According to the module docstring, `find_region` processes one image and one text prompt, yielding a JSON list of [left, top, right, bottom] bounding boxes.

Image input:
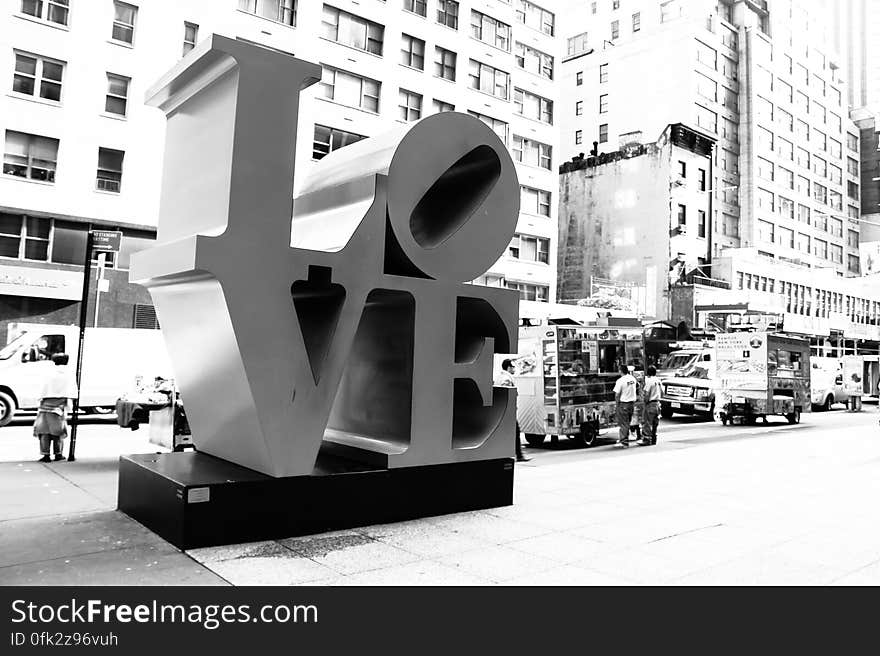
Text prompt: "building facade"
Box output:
[[558, 123, 715, 321], [559, 0, 862, 278], [0, 0, 562, 345], [688, 247, 880, 355]]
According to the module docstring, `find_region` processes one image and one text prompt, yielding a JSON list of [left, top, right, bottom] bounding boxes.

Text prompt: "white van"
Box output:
[[810, 356, 849, 411], [0, 324, 173, 426]]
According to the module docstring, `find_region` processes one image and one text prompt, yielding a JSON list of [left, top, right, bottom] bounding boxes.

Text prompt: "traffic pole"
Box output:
[[68, 232, 93, 462]]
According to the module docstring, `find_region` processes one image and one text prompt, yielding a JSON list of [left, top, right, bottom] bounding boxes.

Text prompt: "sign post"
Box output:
[[68, 230, 122, 462]]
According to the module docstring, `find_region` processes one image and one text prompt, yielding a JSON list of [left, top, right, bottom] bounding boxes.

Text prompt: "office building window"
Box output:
[[575, 130, 582, 145], [779, 226, 794, 248], [698, 168, 707, 191], [238, 0, 296, 25], [398, 89, 422, 121], [516, 0, 555, 36], [506, 281, 549, 302], [599, 94, 608, 113], [312, 124, 366, 160], [697, 41, 717, 70], [567, 32, 588, 57], [320, 66, 380, 113], [599, 123, 608, 143], [321, 6, 384, 55], [848, 255, 860, 274], [848, 181, 859, 200], [20, 0, 69, 25], [433, 99, 455, 113], [111, 1, 138, 44], [436, 0, 458, 29], [12, 52, 64, 102], [96, 147, 124, 193], [576, 71, 583, 86], [434, 47, 456, 80], [104, 73, 130, 116], [468, 60, 509, 99], [515, 42, 553, 79], [400, 34, 425, 70], [521, 186, 551, 217], [698, 210, 706, 238], [508, 234, 550, 263], [403, 0, 426, 17], [468, 111, 508, 144], [632, 12, 640, 31], [610, 20, 619, 39], [512, 135, 551, 169], [575, 100, 583, 116], [848, 229, 859, 249], [182, 22, 198, 55], [677, 204, 686, 226], [600, 63, 608, 83], [847, 157, 859, 177], [758, 220, 775, 243], [0, 213, 51, 261], [514, 88, 553, 124], [3, 130, 58, 183], [471, 10, 511, 51]]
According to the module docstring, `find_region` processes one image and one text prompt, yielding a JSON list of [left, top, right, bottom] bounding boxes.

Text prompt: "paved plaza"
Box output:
[[1, 408, 880, 585]]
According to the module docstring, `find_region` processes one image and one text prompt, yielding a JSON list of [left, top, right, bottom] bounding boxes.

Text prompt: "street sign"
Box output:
[[91, 230, 122, 252]]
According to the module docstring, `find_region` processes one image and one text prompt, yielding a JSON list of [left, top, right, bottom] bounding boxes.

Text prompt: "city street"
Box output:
[[2, 406, 880, 585]]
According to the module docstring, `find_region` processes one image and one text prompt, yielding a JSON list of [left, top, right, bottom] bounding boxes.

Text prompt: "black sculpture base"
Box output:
[[118, 450, 514, 550]]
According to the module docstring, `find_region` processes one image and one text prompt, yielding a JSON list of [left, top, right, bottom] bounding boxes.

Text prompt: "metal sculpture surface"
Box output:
[[131, 36, 519, 477]]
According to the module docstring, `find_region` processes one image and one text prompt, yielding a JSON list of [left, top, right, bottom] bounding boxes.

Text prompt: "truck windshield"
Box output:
[[0, 333, 31, 361], [660, 353, 697, 371], [680, 364, 711, 380]]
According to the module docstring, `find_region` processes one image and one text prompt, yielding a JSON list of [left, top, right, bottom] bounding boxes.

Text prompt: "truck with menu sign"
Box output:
[[508, 323, 645, 447], [715, 332, 811, 425]]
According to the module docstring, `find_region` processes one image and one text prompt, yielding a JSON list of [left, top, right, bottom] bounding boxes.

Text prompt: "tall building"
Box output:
[[559, 0, 862, 280], [826, 0, 880, 113], [0, 0, 562, 345], [558, 123, 715, 320], [825, 0, 880, 243]]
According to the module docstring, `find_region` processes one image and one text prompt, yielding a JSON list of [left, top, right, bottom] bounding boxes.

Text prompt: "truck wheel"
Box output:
[[0, 392, 16, 427], [786, 409, 801, 425], [823, 395, 834, 412], [578, 422, 598, 448], [524, 433, 546, 447], [660, 404, 674, 419]]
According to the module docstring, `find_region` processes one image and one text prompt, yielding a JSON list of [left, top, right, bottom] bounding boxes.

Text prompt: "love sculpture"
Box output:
[[128, 35, 520, 486]]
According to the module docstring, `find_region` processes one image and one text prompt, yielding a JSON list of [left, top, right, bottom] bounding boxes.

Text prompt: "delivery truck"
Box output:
[[715, 332, 811, 426], [0, 324, 173, 426]]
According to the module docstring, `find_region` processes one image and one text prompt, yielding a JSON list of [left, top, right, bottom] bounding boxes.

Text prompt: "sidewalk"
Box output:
[[2, 410, 880, 585], [0, 424, 227, 586]]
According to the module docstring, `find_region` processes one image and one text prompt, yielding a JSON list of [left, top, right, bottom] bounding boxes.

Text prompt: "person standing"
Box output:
[[613, 364, 637, 448], [33, 353, 78, 463], [495, 358, 529, 462], [640, 365, 662, 446]]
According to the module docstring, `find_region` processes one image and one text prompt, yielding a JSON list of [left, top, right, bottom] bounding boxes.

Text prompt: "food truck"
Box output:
[[509, 323, 645, 447], [715, 332, 811, 425]]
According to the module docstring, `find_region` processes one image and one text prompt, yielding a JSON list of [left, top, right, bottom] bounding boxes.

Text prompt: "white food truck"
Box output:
[[0, 324, 173, 426]]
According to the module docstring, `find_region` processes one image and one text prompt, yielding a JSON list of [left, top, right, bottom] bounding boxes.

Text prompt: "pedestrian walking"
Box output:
[[640, 365, 662, 446], [614, 364, 637, 447], [495, 358, 529, 462], [33, 353, 78, 463]]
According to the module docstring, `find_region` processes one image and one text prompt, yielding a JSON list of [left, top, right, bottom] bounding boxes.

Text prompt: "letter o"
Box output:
[[386, 112, 519, 282]]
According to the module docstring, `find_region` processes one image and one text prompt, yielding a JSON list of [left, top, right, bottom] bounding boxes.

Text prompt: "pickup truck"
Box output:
[[660, 362, 715, 419]]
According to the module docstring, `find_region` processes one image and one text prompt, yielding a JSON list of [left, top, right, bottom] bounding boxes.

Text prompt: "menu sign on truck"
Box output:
[[715, 332, 768, 395]]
